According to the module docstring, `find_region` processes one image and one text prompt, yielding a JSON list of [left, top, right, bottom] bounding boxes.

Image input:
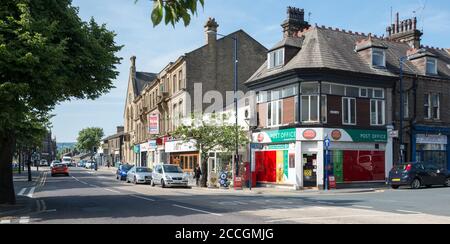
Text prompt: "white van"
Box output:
[[62, 156, 72, 166], [151, 164, 189, 188]]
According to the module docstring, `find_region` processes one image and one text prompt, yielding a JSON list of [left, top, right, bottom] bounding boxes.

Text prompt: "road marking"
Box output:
[[18, 188, 27, 196], [0, 220, 11, 224], [104, 188, 121, 194], [89, 184, 100, 188], [19, 217, 30, 224], [396, 210, 423, 214], [43, 209, 57, 213], [265, 214, 406, 223], [172, 204, 223, 217], [233, 201, 248, 205], [27, 187, 35, 198], [352, 205, 374, 209], [132, 195, 155, 202]]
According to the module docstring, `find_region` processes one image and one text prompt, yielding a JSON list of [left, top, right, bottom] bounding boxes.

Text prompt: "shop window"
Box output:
[[345, 87, 359, 97], [301, 82, 319, 95]]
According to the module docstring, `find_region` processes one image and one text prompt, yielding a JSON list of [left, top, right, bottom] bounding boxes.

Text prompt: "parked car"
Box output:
[[151, 164, 189, 188], [50, 160, 61, 169], [389, 162, 450, 189], [40, 159, 49, 166], [116, 164, 133, 181], [51, 163, 69, 177], [126, 167, 152, 184], [78, 160, 86, 168]]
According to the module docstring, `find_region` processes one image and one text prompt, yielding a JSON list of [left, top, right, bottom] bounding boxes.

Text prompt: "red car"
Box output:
[[51, 163, 69, 177]]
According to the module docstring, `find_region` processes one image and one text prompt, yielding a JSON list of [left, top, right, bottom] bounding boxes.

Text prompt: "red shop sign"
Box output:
[[331, 130, 342, 141], [303, 129, 317, 140]]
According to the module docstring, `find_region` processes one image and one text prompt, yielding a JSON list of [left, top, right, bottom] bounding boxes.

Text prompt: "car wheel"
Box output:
[[161, 179, 166, 188], [391, 185, 399, 189], [411, 178, 421, 189], [66, 173, 69, 177], [134, 177, 137, 185], [445, 178, 450, 187]]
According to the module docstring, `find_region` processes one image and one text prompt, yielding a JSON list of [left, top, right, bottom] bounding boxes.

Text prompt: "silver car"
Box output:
[[151, 164, 189, 188], [126, 166, 153, 184]]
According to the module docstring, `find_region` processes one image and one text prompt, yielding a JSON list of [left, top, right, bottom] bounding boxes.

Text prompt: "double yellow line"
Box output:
[[37, 171, 47, 188]]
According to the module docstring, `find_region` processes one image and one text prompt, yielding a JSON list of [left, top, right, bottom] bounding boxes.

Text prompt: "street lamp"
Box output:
[[217, 33, 239, 181]]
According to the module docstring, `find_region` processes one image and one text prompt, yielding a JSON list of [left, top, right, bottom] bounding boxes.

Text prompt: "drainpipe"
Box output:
[[411, 75, 418, 162]]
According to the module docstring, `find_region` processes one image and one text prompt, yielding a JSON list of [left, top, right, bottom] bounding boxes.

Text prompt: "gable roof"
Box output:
[[247, 27, 450, 84], [134, 72, 157, 97]]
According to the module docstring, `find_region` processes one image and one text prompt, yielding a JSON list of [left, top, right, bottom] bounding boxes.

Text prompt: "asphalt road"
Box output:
[[3, 167, 450, 224]]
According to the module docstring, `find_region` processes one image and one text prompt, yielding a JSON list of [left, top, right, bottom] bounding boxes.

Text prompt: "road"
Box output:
[[3, 167, 450, 224]]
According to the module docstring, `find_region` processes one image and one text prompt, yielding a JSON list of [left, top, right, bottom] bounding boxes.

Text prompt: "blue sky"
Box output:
[[51, 0, 450, 142]]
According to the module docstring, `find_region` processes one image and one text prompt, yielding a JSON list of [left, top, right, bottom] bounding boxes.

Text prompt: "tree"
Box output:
[[136, 0, 204, 27], [172, 114, 249, 187], [0, 0, 122, 204], [76, 127, 104, 153]]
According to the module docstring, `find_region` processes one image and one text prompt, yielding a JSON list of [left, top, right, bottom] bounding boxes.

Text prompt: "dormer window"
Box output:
[[426, 58, 437, 75], [372, 49, 386, 67], [268, 48, 285, 69]]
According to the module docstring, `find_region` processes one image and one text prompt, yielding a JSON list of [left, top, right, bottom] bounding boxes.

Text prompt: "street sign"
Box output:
[[324, 138, 331, 149], [389, 130, 399, 138]]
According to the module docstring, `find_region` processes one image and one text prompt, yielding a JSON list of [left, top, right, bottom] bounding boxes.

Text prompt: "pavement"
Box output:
[[2, 166, 450, 224]]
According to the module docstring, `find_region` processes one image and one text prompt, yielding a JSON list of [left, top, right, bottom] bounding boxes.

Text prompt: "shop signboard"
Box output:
[[148, 114, 159, 135], [325, 129, 387, 143], [253, 128, 296, 143], [165, 140, 198, 153], [416, 134, 448, 145]]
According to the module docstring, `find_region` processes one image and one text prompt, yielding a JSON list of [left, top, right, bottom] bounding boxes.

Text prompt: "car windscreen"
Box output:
[[122, 165, 132, 171], [136, 168, 151, 173], [163, 165, 183, 173]]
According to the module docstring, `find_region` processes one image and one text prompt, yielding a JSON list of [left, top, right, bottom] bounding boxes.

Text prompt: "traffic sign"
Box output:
[[324, 138, 331, 149]]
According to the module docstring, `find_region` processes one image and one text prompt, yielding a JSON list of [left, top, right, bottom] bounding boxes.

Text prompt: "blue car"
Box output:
[[116, 164, 132, 181]]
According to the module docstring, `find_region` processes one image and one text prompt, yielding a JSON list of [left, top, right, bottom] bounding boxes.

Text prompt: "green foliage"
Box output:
[[136, 0, 204, 27], [76, 127, 104, 153], [0, 0, 122, 136]]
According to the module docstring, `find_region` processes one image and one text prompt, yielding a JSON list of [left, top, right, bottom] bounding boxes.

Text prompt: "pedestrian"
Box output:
[[194, 165, 202, 187], [107, 161, 110, 169]]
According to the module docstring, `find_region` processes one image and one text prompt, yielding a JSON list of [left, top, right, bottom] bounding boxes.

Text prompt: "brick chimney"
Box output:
[[281, 7, 310, 38], [204, 17, 219, 45], [117, 126, 124, 133], [386, 13, 422, 49]]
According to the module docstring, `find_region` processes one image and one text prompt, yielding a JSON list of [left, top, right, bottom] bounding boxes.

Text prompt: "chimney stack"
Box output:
[[281, 6, 310, 38], [204, 17, 219, 45], [387, 13, 422, 49]]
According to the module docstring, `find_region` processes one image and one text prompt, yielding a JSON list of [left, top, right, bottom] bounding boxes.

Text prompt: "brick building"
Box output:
[[246, 7, 450, 189]]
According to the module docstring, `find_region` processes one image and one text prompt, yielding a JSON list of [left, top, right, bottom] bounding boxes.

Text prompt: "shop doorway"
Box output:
[[303, 153, 317, 187]]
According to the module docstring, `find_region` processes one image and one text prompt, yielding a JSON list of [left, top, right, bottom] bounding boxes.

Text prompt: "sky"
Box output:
[[51, 0, 450, 142]]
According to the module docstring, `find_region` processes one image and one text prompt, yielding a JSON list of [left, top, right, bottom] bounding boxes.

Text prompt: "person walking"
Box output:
[[194, 165, 202, 187]]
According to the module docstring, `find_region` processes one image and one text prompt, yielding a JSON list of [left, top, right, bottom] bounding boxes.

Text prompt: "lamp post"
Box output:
[[217, 33, 239, 181]]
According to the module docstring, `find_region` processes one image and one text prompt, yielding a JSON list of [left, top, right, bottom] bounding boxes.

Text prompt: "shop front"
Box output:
[[252, 127, 392, 189], [252, 128, 297, 186], [412, 126, 450, 171], [165, 139, 199, 173]]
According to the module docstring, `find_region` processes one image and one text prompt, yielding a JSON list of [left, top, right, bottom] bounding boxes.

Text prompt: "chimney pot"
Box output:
[[204, 17, 219, 45], [281, 6, 310, 37]]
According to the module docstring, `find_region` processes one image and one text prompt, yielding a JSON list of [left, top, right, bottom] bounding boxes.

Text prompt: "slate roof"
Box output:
[[133, 72, 157, 97], [247, 27, 450, 84]]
